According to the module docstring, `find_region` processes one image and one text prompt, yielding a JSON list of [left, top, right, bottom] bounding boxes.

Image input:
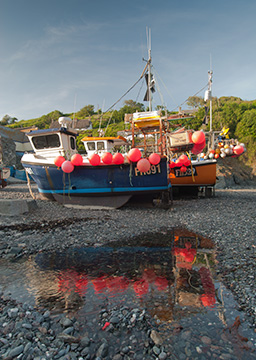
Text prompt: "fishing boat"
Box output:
[[169, 159, 217, 187], [21, 115, 170, 208]]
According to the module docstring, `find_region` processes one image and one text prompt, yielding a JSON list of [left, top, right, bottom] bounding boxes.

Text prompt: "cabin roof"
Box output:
[[50, 118, 92, 130], [81, 136, 127, 143], [26, 127, 78, 137]]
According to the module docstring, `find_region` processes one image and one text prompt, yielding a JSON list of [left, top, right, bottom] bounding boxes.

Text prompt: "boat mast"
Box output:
[[205, 67, 213, 149], [147, 27, 152, 111], [208, 69, 213, 133]]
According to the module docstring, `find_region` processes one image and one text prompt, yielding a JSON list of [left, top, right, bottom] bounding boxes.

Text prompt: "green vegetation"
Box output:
[[185, 96, 256, 164], [1, 97, 255, 165]]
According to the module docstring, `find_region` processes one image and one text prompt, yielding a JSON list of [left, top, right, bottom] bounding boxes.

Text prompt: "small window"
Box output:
[[87, 142, 96, 150], [70, 137, 76, 150], [97, 141, 105, 151], [32, 134, 60, 149]]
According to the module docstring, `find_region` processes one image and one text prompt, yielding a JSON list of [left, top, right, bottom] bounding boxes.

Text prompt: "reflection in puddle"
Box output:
[[0, 229, 218, 317], [0, 228, 255, 358]]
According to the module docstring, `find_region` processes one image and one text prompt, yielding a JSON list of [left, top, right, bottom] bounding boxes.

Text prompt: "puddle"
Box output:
[[0, 228, 255, 358]]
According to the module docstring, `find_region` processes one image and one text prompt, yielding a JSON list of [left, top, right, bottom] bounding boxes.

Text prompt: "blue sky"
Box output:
[[1, 0, 256, 121]]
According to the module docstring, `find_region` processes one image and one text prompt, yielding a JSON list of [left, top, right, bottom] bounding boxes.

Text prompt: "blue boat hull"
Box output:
[[22, 159, 171, 208]]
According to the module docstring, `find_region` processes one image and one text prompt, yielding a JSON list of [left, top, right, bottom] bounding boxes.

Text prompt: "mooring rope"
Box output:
[[25, 169, 36, 200]]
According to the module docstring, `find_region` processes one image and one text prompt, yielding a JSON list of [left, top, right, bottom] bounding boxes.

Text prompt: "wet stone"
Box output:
[[110, 316, 120, 324], [158, 352, 168, 360], [185, 346, 192, 357], [113, 354, 122, 360], [8, 344, 24, 358], [201, 335, 212, 345], [60, 317, 73, 328], [80, 336, 90, 347], [96, 342, 108, 358], [153, 345, 161, 355], [81, 346, 90, 356], [150, 329, 163, 345], [62, 326, 74, 335]]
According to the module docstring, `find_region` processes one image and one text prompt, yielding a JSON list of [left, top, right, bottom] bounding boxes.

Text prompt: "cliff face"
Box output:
[[216, 157, 256, 189]]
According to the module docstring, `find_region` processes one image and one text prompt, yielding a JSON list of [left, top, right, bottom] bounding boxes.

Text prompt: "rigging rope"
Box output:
[[152, 66, 179, 109], [135, 78, 145, 103], [102, 62, 149, 134], [153, 69, 166, 110], [152, 64, 208, 113], [103, 75, 145, 114], [170, 83, 209, 113]]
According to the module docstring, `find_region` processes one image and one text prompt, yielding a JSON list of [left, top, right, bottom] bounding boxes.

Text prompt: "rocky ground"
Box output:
[[0, 160, 256, 359]]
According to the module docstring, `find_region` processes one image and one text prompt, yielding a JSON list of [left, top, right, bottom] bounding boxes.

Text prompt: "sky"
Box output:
[[1, 0, 256, 121]]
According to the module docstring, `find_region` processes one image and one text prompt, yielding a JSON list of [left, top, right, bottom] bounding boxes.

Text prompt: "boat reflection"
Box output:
[[26, 229, 216, 321]]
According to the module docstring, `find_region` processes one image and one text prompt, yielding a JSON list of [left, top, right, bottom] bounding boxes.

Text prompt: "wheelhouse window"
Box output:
[[70, 137, 76, 150], [97, 141, 105, 151], [87, 142, 96, 150], [32, 134, 60, 149]]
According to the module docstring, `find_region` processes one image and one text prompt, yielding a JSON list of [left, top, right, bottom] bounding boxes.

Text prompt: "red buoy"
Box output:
[[71, 154, 83, 166], [137, 158, 151, 172], [89, 154, 101, 166], [192, 140, 206, 155], [54, 156, 66, 167], [101, 152, 113, 164], [174, 159, 183, 167], [233, 145, 244, 155], [61, 160, 74, 173], [169, 161, 176, 169], [148, 153, 161, 165], [180, 166, 187, 173], [112, 153, 124, 165], [127, 148, 141, 162], [178, 154, 191, 166], [192, 131, 205, 144]]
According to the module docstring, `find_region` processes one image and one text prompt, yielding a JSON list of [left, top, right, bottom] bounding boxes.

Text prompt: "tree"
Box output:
[[75, 105, 95, 118], [235, 109, 256, 140], [0, 114, 17, 125], [119, 100, 145, 115], [186, 96, 204, 109]]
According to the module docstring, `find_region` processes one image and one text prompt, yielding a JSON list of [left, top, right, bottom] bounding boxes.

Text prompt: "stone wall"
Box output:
[[0, 135, 16, 167]]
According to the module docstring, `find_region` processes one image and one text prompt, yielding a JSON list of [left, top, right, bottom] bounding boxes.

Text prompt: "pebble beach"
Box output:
[[0, 181, 256, 359]]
